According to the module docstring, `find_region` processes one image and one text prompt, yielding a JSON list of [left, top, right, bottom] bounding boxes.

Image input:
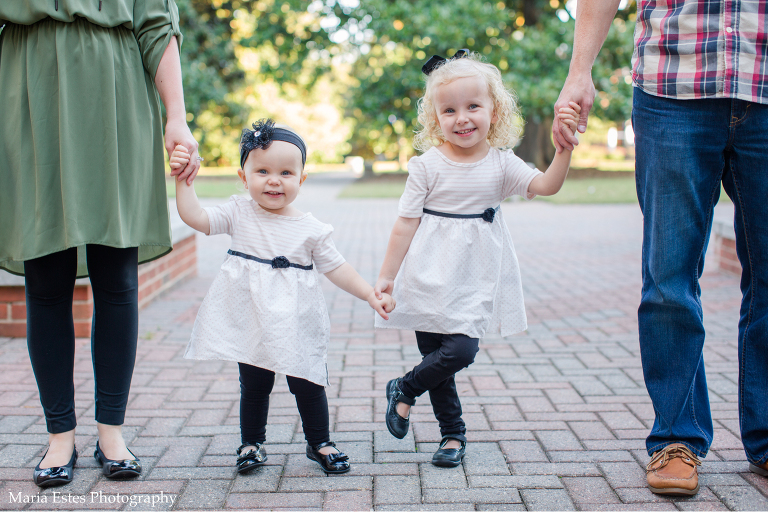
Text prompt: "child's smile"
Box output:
[[434, 75, 498, 161], [238, 141, 306, 216], [455, 127, 477, 137]]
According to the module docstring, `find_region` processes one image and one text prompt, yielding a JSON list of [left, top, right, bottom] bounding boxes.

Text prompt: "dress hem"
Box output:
[[183, 352, 329, 388], [374, 321, 527, 339], [0, 242, 172, 278]]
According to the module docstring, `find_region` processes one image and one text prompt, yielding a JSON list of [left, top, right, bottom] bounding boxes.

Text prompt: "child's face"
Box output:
[[434, 75, 498, 154], [238, 141, 306, 215]]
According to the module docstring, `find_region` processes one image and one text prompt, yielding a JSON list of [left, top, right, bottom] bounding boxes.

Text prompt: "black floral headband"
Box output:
[[421, 49, 470, 75], [240, 118, 307, 169]]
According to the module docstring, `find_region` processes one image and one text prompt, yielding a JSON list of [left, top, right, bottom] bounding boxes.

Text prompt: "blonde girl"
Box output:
[[374, 51, 580, 467], [171, 120, 395, 475]]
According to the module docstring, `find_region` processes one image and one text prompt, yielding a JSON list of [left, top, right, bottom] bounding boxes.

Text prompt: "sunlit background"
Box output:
[[172, 0, 640, 203]]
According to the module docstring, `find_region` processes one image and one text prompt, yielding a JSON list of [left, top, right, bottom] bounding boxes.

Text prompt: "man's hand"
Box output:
[[553, 73, 595, 152]]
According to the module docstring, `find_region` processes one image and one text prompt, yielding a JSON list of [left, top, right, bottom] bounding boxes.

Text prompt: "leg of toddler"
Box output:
[[238, 363, 275, 444], [399, 332, 479, 441], [286, 376, 330, 447]]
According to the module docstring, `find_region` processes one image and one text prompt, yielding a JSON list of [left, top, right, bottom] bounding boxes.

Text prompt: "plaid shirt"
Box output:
[[631, 0, 768, 104]]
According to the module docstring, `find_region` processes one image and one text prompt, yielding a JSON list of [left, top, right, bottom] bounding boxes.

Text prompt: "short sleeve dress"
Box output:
[[0, 0, 183, 277], [374, 147, 542, 339], [184, 196, 346, 387]]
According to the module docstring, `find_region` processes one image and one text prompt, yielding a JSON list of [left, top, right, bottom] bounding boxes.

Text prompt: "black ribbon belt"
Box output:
[[422, 206, 500, 223], [228, 249, 313, 270]]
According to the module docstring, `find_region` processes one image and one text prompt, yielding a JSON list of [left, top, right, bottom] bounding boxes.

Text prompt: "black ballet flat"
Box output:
[[385, 378, 415, 439], [306, 441, 351, 474], [236, 443, 268, 474], [33, 447, 77, 488], [94, 442, 141, 479], [432, 437, 466, 468]]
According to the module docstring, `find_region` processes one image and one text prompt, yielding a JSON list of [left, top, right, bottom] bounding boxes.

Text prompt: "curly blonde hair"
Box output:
[[413, 53, 523, 153]]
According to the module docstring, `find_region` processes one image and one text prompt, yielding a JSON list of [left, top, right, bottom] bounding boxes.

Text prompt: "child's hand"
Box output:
[[373, 277, 395, 299], [169, 144, 191, 173], [367, 290, 396, 320], [557, 102, 582, 140]]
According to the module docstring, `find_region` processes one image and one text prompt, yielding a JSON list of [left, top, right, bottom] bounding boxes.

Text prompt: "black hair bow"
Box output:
[[240, 119, 276, 162], [421, 49, 470, 75]]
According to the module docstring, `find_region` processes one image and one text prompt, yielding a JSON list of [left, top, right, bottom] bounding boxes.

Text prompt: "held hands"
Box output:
[[556, 102, 582, 144], [552, 73, 596, 152], [165, 118, 201, 185], [169, 144, 190, 173], [373, 277, 395, 300], [367, 290, 396, 320]]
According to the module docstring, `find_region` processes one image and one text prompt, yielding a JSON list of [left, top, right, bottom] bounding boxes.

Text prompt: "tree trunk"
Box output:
[[522, 0, 542, 25], [363, 160, 375, 179], [515, 117, 556, 171]]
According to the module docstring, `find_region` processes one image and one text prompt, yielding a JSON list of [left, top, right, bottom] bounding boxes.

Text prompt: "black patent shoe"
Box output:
[[306, 441, 351, 474], [385, 378, 415, 439], [432, 437, 466, 468], [236, 443, 268, 474], [33, 447, 77, 487], [94, 442, 141, 479]]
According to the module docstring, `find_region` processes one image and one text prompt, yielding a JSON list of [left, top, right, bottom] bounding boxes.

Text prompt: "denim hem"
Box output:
[[646, 440, 707, 459], [747, 450, 768, 465]]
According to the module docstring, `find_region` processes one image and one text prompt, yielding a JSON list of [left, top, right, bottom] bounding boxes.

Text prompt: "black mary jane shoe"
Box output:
[[385, 378, 415, 440], [94, 442, 141, 479], [236, 443, 268, 474], [306, 441, 351, 474], [431, 437, 466, 468], [33, 447, 78, 488]]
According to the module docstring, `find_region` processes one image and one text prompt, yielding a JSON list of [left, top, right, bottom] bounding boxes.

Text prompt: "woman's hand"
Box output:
[[165, 118, 200, 185]]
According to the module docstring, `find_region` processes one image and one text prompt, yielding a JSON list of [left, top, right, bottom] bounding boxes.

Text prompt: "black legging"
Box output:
[[398, 331, 480, 443], [24, 245, 139, 433], [239, 363, 330, 447]]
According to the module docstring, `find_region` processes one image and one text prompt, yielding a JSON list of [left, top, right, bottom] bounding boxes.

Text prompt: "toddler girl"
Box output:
[[374, 51, 580, 467], [171, 120, 395, 474]]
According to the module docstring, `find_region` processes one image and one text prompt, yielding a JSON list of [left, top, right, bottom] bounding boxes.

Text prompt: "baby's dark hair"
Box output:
[[239, 119, 307, 169]]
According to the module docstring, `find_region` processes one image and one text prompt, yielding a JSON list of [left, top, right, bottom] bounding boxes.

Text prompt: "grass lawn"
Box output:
[[166, 177, 242, 198], [338, 169, 640, 204], [540, 176, 637, 204], [337, 174, 409, 199]]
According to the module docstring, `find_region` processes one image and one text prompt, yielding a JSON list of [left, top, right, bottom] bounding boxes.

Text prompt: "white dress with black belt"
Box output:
[[374, 147, 542, 339], [184, 195, 345, 387]]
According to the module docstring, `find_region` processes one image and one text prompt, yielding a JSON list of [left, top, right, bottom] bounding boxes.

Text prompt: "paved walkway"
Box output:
[[1, 173, 766, 511]]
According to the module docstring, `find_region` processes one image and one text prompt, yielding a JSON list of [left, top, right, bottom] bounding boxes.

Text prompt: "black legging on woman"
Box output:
[[24, 245, 139, 433], [238, 363, 330, 447]]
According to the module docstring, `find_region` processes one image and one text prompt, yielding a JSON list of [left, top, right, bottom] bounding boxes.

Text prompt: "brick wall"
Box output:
[[712, 218, 740, 276], [0, 231, 196, 338]]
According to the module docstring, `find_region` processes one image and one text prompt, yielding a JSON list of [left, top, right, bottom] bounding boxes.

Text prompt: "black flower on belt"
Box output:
[[271, 256, 291, 269], [482, 208, 496, 223]]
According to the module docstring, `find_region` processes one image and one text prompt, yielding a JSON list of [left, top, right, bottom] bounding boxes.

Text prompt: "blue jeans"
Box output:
[[633, 88, 768, 464]]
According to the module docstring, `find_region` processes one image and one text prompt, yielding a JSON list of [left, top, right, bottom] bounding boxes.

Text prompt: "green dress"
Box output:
[[0, 0, 182, 277]]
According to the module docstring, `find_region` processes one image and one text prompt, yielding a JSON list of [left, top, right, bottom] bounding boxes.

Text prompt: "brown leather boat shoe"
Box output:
[[646, 443, 701, 496]]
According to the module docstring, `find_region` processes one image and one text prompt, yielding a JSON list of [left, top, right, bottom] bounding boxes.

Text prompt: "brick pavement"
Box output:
[[0, 173, 765, 510]]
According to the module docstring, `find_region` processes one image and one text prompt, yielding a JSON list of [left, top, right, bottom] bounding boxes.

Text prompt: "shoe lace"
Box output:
[[646, 445, 701, 472]]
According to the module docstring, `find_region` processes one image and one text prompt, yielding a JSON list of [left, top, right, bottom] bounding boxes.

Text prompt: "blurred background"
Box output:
[[170, 0, 639, 203]]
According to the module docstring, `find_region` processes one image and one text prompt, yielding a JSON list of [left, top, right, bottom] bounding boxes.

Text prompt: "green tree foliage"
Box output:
[[186, 0, 635, 167], [341, 0, 636, 166]]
